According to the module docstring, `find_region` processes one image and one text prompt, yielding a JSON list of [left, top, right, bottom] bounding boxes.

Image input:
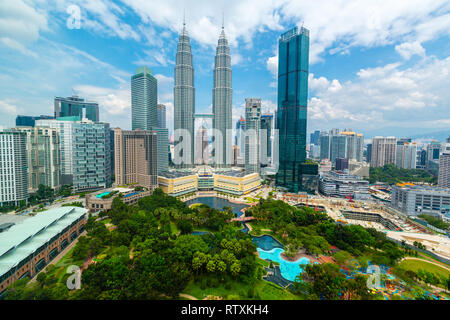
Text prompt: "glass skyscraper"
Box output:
[[275, 26, 310, 192], [174, 22, 195, 166], [131, 66, 158, 130], [54, 96, 99, 122], [212, 26, 232, 168], [245, 98, 261, 174], [157, 104, 166, 129]]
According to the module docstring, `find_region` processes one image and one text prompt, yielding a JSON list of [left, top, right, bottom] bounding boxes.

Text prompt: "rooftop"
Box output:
[[0, 206, 87, 277]]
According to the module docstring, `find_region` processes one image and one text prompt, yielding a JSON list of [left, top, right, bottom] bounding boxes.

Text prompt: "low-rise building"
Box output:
[[391, 183, 450, 217], [319, 171, 369, 200], [0, 206, 87, 294], [85, 187, 153, 213], [158, 171, 198, 197], [214, 171, 261, 196]]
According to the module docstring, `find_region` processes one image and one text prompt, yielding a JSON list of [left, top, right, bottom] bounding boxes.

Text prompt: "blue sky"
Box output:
[[0, 0, 449, 140]]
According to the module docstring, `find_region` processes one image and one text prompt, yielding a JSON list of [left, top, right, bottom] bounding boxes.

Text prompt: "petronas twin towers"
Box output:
[[174, 20, 232, 167]]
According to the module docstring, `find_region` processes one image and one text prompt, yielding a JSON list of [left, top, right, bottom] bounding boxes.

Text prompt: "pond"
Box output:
[[186, 197, 248, 217]]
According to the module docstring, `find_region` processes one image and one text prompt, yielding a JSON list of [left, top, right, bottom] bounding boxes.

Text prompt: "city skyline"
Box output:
[[0, 1, 449, 139]]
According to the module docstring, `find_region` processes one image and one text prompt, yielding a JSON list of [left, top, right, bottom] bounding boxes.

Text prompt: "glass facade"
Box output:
[[275, 27, 310, 192], [54, 96, 99, 122], [212, 27, 232, 168], [131, 66, 158, 131]]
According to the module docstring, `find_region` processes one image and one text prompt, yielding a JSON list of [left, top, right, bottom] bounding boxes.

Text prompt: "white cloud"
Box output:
[[395, 42, 426, 60], [0, 0, 48, 56], [0, 100, 22, 115], [266, 55, 278, 77], [308, 56, 450, 131]]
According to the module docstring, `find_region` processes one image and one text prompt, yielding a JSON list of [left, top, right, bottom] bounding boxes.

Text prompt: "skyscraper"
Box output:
[[13, 126, 61, 193], [36, 118, 111, 192], [438, 141, 450, 188], [330, 135, 347, 165], [212, 25, 232, 168], [174, 21, 195, 167], [310, 130, 320, 145], [260, 113, 274, 161], [235, 117, 246, 164], [54, 96, 99, 122], [0, 130, 28, 206], [157, 104, 166, 129], [275, 26, 310, 192], [114, 128, 158, 189], [245, 98, 261, 173], [131, 66, 158, 130], [396, 139, 417, 169], [319, 132, 331, 160], [194, 125, 209, 165], [370, 137, 397, 168]]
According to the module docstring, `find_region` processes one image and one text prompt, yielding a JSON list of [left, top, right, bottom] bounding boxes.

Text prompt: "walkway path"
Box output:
[[179, 293, 198, 300], [401, 257, 450, 272]]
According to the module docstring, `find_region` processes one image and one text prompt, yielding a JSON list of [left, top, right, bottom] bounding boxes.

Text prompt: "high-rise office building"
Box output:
[[174, 21, 195, 167], [396, 139, 417, 169], [330, 135, 347, 165], [335, 158, 349, 171], [16, 115, 54, 127], [310, 130, 320, 145], [114, 128, 158, 189], [370, 137, 397, 168], [157, 104, 166, 129], [152, 127, 169, 174], [54, 96, 99, 122], [438, 142, 450, 188], [131, 66, 158, 131], [275, 26, 310, 192], [195, 125, 209, 165], [260, 113, 274, 161], [36, 118, 75, 185], [36, 118, 111, 192], [13, 127, 61, 193], [0, 130, 28, 206], [319, 132, 330, 160], [212, 25, 232, 168], [235, 117, 246, 163], [245, 98, 261, 173], [366, 143, 372, 163]]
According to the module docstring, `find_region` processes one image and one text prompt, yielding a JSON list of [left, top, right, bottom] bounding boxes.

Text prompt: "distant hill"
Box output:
[[410, 130, 450, 142]]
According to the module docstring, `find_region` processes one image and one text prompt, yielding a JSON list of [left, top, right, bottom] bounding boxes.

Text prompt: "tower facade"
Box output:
[[275, 26, 310, 192], [212, 26, 232, 168], [131, 66, 158, 130], [245, 98, 261, 173], [174, 22, 195, 167]]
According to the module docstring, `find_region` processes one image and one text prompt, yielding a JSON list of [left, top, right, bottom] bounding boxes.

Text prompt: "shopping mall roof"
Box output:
[[0, 206, 87, 277]]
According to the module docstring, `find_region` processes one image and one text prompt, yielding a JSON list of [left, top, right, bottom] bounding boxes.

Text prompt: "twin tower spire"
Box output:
[[174, 16, 232, 167]]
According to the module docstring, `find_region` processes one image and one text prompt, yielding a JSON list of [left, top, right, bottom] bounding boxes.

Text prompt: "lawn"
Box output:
[[398, 259, 450, 279], [182, 277, 301, 300]]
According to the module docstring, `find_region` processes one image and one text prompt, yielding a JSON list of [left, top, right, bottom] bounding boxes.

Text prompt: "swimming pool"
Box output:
[[257, 247, 310, 282], [96, 192, 111, 198], [252, 235, 284, 251]]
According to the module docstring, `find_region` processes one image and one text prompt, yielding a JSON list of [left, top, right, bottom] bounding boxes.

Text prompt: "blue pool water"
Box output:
[[257, 247, 310, 282], [188, 196, 312, 282], [252, 235, 284, 251], [96, 192, 111, 198]]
